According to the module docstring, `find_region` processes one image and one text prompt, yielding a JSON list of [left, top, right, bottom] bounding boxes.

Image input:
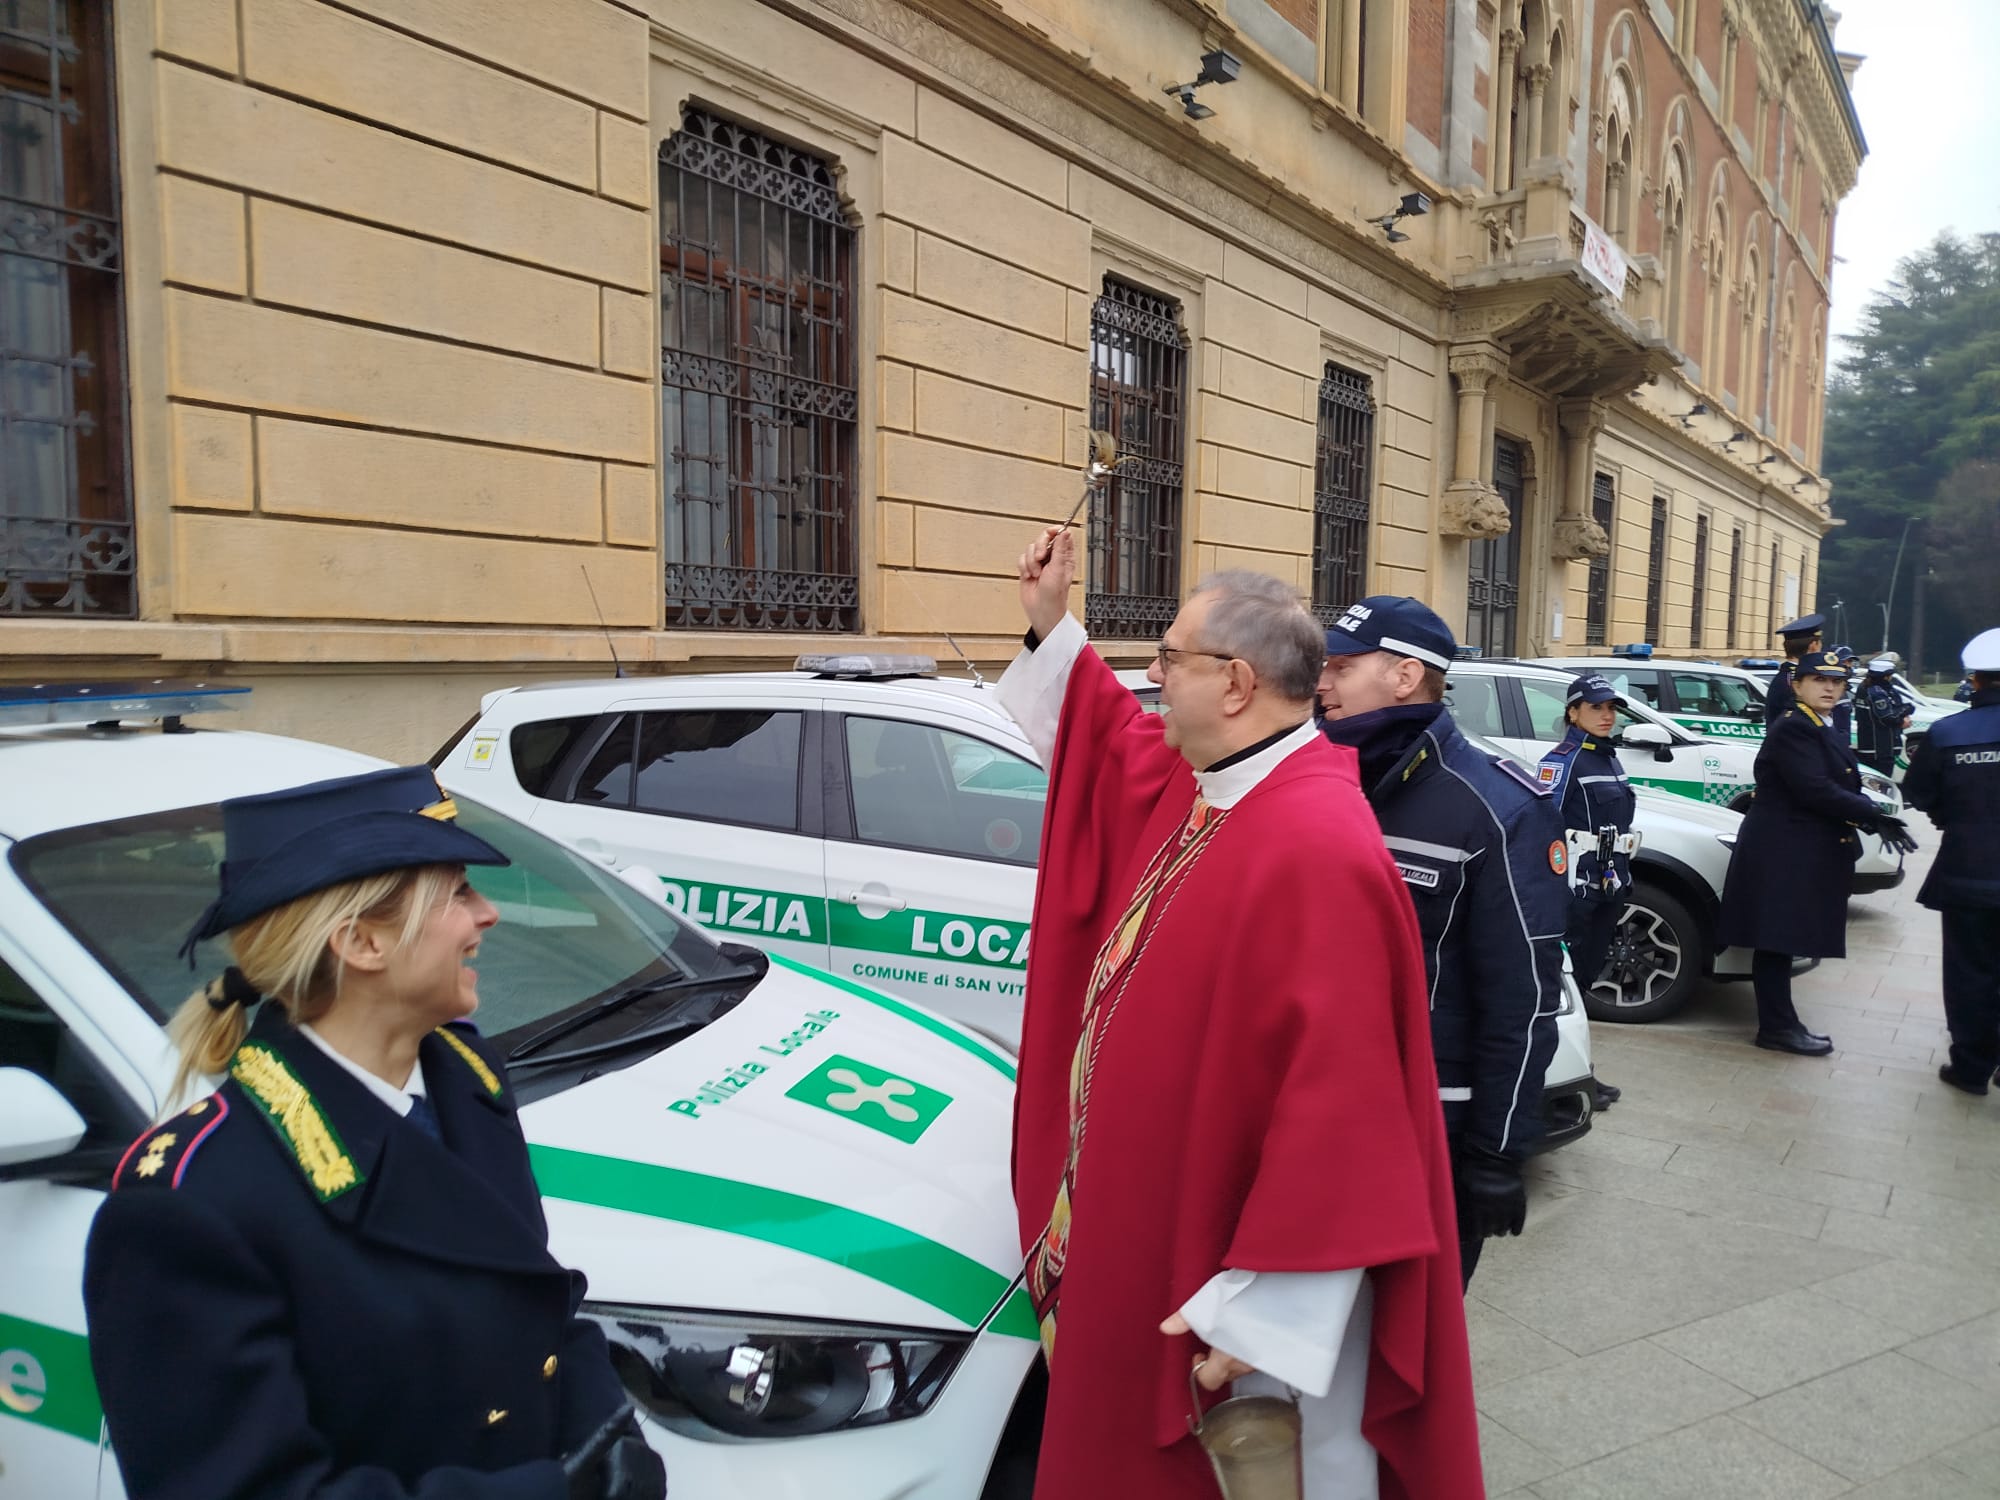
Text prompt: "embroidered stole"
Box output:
[[1025, 796, 1226, 1360]]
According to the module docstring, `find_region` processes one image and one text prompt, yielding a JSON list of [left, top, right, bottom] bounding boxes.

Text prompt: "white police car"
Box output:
[[440, 659, 1594, 1149], [0, 684, 1039, 1500]]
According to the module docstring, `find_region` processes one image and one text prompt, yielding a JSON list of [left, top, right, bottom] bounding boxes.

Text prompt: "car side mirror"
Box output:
[[613, 862, 673, 909], [1618, 723, 1673, 760], [0, 1069, 87, 1170]]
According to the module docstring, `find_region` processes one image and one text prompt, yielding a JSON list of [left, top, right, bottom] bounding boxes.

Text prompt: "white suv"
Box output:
[[438, 658, 1597, 1147]]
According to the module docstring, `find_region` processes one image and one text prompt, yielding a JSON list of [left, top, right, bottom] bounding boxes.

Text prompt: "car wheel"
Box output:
[[1582, 882, 1704, 1023], [1727, 791, 1754, 815]]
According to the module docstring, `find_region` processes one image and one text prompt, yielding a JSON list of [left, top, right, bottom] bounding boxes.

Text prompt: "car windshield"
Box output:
[[12, 793, 732, 1048]]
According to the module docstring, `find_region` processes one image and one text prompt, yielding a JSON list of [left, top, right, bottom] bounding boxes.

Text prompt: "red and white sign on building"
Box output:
[[1575, 211, 1630, 300]]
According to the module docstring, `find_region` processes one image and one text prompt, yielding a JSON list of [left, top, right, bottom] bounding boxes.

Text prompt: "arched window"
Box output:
[[1600, 68, 1637, 244], [1739, 238, 1765, 421], [1704, 200, 1730, 391], [1661, 145, 1689, 346], [1542, 27, 1568, 161]]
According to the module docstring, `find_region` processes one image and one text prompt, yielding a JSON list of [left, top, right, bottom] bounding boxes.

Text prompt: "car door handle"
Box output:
[[841, 890, 908, 911]]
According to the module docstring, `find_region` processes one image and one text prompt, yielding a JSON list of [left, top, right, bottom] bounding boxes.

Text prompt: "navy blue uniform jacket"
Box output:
[[1537, 726, 1636, 903], [84, 1008, 626, 1500], [1764, 662, 1797, 725], [1340, 706, 1566, 1159], [1717, 704, 1877, 958], [1902, 687, 2000, 910]]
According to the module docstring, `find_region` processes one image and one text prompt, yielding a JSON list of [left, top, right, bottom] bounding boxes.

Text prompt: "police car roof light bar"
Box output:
[[0, 679, 252, 732], [1612, 643, 1654, 658], [794, 654, 939, 681]]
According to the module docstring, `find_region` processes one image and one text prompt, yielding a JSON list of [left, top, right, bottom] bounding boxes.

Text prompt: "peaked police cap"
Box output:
[[181, 766, 507, 958], [1323, 595, 1457, 670]]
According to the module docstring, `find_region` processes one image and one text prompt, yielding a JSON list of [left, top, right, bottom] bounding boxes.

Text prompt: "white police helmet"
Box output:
[[1867, 655, 1897, 675], [1963, 628, 2000, 674]]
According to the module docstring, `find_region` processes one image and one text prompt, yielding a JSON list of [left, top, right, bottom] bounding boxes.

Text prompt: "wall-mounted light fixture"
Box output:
[[1163, 49, 1241, 120], [1369, 191, 1432, 243], [1678, 401, 1710, 428], [1721, 428, 1749, 449]]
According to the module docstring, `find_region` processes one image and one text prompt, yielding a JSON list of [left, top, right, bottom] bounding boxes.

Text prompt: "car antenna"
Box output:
[[580, 565, 626, 678], [913, 590, 986, 687]]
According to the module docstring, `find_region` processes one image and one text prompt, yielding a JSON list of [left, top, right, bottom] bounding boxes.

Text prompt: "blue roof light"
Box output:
[[1612, 643, 1654, 659], [0, 679, 251, 729]]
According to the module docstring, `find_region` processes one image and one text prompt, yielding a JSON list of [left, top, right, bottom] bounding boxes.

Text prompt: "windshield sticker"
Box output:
[[786, 1055, 953, 1144], [465, 734, 500, 769], [0, 1313, 101, 1443], [666, 1009, 840, 1120]]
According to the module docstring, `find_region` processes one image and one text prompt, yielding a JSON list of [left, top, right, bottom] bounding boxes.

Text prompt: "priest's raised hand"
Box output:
[[993, 538, 1483, 1500]]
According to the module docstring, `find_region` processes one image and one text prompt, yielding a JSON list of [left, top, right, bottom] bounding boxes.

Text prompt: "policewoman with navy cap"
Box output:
[[82, 767, 666, 1500], [1538, 674, 1638, 1110], [1718, 653, 1917, 1055]]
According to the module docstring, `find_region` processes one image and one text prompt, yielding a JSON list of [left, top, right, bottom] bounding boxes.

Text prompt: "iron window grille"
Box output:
[[1466, 438, 1524, 657], [1644, 494, 1668, 644], [1584, 471, 1615, 647], [1310, 363, 1373, 624], [1726, 527, 1743, 649], [658, 110, 858, 632], [1, 0, 131, 618], [1690, 512, 1709, 649], [1086, 277, 1188, 638]]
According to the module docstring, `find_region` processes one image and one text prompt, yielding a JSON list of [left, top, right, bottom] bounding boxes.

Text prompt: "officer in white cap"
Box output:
[[1903, 628, 2000, 1094], [1855, 655, 1915, 775]]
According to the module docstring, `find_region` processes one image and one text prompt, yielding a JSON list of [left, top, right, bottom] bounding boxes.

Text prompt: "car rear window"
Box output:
[[511, 715, 598, 798]]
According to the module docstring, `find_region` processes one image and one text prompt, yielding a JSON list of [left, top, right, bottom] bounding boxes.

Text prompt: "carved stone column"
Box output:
[[1552, 397, 1611, 560], [1443, 346, 1513, 538], [1522, 63, 1551, 162], [1491, 27, 1523, 189], [1338, 0, 1362, 106]]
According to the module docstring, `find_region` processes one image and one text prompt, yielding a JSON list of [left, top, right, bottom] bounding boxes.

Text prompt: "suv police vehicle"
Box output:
[[0, 684, 1041, 1500], [437, 657, 1595, 1146]]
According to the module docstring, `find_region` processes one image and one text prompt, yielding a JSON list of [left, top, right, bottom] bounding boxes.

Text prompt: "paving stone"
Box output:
[[1466, 1296, 1577, 1388], [1475, 1340, 1750, 1469], [1531, 1414, 1850, 1500], [1478, 1412, 1563, 1495], [1811, 1258, 2000, 1338], [1652, 1287, 1907, 1395], [1837, 1459, 2000, 1499], [1734, 1352, 1996, 1481], [1934, 1426, 2000, 1488], [1901, 1310, 2000, 1396], [1662, 1142, 1893, 1214]]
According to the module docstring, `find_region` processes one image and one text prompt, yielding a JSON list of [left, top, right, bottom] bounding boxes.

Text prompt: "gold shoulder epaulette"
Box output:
[[112, 1092, 233, 1191], [229, 1043, 361, 1203], [433, 1023, 502, 1098]]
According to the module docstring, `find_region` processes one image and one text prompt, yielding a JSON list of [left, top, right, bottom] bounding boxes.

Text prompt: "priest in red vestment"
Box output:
[[998, 526, 1481, 1499]]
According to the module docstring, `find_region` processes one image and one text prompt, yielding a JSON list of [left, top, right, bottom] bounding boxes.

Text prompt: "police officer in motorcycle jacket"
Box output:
[[1538, 674, 1638, 1112], [1903, 628, 2000, 1095], [1764, 614, 1826, 725], [1318, 597, 1564, 1287], [1856, 656, 1913, 776]]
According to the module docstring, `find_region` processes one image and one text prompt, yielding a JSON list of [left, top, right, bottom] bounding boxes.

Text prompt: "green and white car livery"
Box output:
[[0, 692, 1039, 1500]]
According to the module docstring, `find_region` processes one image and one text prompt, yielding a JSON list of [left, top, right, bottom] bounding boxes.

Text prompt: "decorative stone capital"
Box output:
[[1498, 25, 1524, 63], [1441, 481, 1514, 539], [1523, 63, 1552, 96], [1551, 515, 1611, 561], [1557, 396, 1608, 440], [1449, 344, 1509, 389]]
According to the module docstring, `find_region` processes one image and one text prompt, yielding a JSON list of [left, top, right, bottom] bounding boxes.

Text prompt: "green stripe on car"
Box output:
[[0, 1311, 101, 1444], [529, 1145, 1034, 1338], [769, 954, 1017, 1081]]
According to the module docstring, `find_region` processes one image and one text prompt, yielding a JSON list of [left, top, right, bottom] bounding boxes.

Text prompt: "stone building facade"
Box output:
[[0, 0, 1859, 758]]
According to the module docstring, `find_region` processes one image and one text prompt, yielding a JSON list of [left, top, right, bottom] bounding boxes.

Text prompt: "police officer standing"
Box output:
[[1856, 655, 1914, 776], [1719, 653, 1917, 1054], [1764, 614, 1826, 725], [1317, 597, 1565, 1285], [1903, 628, 2000, 1095], [1538, 674, 1638, 1112], [1829, 646, 1858, 744]]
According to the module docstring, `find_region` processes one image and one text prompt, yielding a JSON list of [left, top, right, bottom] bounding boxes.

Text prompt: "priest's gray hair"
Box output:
[[1191, 571, 1325, 703]]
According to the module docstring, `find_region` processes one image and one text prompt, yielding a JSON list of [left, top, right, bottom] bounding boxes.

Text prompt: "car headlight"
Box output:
[[582, 1305, 972, 1439], [1860, 772, 1900, 807]]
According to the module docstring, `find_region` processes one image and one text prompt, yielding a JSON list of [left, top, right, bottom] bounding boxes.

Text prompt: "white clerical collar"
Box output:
[[298, 1023, 426, 1117], [1194, 720, 1320, 810]]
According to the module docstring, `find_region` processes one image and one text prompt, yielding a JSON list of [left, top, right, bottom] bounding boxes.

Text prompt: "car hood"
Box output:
[[521, 956, 1031, 1339]]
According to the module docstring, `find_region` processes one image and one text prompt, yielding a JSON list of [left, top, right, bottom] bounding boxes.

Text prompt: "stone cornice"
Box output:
[[1740, 0, 1864, 196], [751, 0, 1455, 328]]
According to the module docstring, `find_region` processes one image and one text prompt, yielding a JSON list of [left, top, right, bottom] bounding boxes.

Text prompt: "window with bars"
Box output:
[[658, 110, 858, 631], [1726, 526, 1743, 649], [1644, 494, 1669, 643], [1584, 471, 1615, 647], [1310, 363, 1373, 624], [1086, 277, 1188, 638], [2, 0, 130, 618], [1690, 512, 1709, 650]]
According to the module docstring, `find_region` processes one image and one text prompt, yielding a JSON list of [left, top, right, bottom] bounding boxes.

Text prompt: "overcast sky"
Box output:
[[1824, 0, 2000, 345]]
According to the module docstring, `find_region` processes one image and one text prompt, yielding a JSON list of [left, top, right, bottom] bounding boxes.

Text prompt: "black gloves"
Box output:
[[565, 1409, 666, 1500], [1454, 1143, 1528, 1240], [1867, 813, 1919, 856]]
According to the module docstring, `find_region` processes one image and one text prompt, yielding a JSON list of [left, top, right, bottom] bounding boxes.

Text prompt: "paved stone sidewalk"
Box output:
[[1474, 812, 2000, 1499]]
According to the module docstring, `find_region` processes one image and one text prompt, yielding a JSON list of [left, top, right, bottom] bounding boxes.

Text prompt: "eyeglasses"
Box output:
[[1155, 642, 1238, 671]]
